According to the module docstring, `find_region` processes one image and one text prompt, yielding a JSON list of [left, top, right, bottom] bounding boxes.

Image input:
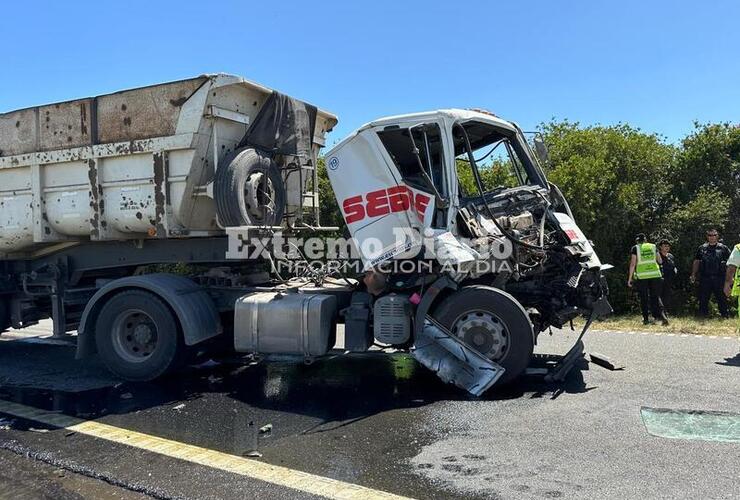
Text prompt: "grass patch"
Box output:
[[589, 314, 739, 337]]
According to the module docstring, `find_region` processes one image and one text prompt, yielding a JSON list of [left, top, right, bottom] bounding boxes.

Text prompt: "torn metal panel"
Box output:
[[412, 319, 504, 396], [432, 231, 480, 280]]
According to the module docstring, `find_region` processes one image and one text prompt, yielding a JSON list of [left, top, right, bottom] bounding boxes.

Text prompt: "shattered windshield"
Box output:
[[453, 121, 544, 198], [377, 124, 447, 197]]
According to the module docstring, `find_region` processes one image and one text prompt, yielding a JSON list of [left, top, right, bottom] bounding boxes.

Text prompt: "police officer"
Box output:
[[628, 234, 669, 325], [658, 239, 677, 314], [691, 228, 731, 318], [724, 240, 740, 325]]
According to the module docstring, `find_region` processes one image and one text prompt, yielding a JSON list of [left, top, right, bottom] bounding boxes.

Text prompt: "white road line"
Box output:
[[0, 400, 412, 500], [592, 329, 736, 340], [0, 332, 75, 346]]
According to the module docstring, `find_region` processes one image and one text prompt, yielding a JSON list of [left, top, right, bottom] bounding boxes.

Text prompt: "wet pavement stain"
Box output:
[[0, 339, 591, 500], [0, 351, 479, 499]]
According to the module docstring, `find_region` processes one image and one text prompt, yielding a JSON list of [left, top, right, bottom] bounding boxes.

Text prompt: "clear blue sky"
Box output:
[[4, 1, 739, 147]]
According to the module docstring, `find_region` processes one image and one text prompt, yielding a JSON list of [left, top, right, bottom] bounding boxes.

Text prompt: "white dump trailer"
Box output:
[[0, 74, 345, 382], [0, 74, 336, 256]]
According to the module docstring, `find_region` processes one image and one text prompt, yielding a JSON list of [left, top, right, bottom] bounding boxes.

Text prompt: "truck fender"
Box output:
[[413, 275, 458, 338], [76, 273, 222, 359]]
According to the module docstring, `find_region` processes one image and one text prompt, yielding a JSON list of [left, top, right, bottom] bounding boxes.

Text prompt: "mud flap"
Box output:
[[539, 295, 612, 383], [412, 317, 505, 396]]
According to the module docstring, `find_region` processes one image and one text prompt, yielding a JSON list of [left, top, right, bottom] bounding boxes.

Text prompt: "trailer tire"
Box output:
[[94, 290, 184, 381], [432, 286, 534, 386], [215, 147, 285, 227]]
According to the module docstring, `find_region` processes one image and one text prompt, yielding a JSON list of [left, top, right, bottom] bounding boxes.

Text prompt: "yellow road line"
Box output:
[[0, 399, 413, 500]]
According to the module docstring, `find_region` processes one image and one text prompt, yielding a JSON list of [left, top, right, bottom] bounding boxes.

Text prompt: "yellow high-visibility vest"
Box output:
[[634, 243, 662, 280]]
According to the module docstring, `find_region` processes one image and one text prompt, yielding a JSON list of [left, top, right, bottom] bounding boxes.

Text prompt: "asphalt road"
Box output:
[[0, 321, 737, 499]]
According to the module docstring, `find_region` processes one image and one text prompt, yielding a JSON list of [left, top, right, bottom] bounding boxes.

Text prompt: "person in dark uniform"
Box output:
[[690, 228, 731, 318], [628, 234, 669, 325], [658, 239, 677, 314]]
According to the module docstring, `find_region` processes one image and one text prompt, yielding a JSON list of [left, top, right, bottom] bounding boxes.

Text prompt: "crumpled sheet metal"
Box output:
[[412, 320, 504, 396]]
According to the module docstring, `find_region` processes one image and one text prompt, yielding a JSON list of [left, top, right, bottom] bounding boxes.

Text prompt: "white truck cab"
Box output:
[[326, 109, 612, 392], [327, 109, 601, 268]]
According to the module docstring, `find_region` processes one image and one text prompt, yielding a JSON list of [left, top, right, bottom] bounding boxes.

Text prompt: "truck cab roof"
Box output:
[[366, 109, 517, 132], [329, 108, 519, 154]]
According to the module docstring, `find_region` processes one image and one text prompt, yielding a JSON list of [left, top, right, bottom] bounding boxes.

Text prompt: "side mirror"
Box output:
[[533, 135, 551, 168]]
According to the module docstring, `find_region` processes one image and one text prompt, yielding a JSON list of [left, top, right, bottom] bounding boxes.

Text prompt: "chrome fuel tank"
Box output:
[[234, 291, 337, 357]]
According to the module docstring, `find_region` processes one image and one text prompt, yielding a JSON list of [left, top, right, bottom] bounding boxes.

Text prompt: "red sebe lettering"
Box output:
[[342, 195, 365, 224], [341, 186, 433, 224]]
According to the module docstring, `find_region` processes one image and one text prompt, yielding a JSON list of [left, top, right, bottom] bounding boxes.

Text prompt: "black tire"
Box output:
[[432, 286, 534, 386], [0, 298, 10, 333], [214, 147, 286, 227], [94, 290, 184, 381]]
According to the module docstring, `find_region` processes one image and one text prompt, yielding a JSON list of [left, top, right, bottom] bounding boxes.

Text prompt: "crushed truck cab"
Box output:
[[322, 109, 612, 392]]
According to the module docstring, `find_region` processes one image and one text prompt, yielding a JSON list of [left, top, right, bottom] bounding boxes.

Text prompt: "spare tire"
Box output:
[[215, 147, 286, 227]]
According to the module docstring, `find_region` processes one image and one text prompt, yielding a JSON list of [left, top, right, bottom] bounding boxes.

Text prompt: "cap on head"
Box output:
[[635, 233, 646, 243], [659, 239, 670, 246]]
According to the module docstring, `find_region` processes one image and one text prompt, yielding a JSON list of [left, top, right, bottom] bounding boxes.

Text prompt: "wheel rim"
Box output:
[[244, 171, 276, 221], [451, 310, 509, 362], [111, 309, 158, 363]]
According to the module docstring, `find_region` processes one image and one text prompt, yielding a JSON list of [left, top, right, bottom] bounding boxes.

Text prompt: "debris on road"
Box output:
[[412, 318, 504, 396], [259, 424, 273, 434], [172, 403, 186, 411], [193, 359, 221, 369], [243, 450, 263, 458], [590, 352, 624, 371], [120, 392, 133, 400]]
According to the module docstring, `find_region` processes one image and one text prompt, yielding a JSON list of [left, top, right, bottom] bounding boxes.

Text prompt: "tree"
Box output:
[[671, 123, 740, 242], [540, 121, 677, 311], [316, 157, 344, 228]]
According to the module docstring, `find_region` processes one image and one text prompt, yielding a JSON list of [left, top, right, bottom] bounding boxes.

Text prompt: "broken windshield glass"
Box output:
[[453, 121, 546, 198]]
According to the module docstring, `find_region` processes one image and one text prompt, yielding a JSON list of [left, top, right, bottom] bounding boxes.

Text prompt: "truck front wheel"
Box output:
[[94, 290, 184, 381], [432, 286, 534, 385]]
